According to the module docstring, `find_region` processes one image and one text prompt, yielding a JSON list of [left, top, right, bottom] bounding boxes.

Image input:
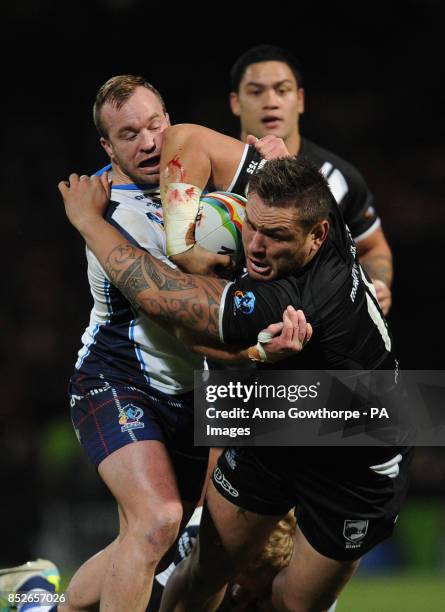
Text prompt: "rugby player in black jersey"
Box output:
[[229, 45, 393, 315], [60, 154, 411, 612]]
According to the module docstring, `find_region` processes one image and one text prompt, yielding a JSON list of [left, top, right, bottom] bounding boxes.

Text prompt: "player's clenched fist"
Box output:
[[246, 134, 290, 160]]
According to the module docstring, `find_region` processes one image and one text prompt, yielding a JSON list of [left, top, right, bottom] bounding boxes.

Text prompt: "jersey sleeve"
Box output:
[[338, 167, 380, 242], [219, 275, 303, 345], [227, 144, 266, 197]]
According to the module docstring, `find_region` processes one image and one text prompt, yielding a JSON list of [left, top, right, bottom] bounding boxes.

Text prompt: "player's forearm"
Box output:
[[79, 218, 226, 338], [359, 250, 393, 287], [174, 326, 256, 364]]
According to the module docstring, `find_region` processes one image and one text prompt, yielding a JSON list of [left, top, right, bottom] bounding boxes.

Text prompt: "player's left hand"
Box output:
[[257, 306, 312, 363], [58, 172, 111, 234], [246, 134, 290, 160], [372, 279, 392, 315]]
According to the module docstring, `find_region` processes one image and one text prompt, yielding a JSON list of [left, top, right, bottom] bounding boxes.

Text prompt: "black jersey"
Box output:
[[299, 138, 379, 242], [220, 197, 393, 371], [228, 140, 378, 242]]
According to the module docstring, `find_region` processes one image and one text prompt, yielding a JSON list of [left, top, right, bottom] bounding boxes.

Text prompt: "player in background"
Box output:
[[229, 45, 393, 314]]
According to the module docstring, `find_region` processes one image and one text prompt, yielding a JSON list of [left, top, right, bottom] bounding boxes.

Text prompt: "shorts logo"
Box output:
[[234, 290, 256, 315], [343, 519, 369, 548], [119, 404, 145, 432], [225, 448, 237, 470], [214, 466, 239, 497]]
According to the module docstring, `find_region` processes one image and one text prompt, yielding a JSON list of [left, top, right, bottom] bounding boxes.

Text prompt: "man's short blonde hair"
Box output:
[[93, 75, 166, 138], [248, 511, 296, 574]]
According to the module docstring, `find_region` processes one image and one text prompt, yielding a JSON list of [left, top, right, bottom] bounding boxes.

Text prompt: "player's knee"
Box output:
[[130, 501, 183, 560], [272, 573, 336, 612]]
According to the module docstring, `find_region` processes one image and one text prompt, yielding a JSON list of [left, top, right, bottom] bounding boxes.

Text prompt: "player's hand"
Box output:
[[372, 279, 392, 315], [58, 172, 111, 234], [170, 244, 235, 277], [256, 306, 312, 363], [246, 134, 290, 160]]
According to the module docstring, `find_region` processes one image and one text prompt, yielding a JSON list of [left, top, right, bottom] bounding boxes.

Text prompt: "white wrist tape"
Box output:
[[248, 330, 273, 362], [163, 183, 203, 256]]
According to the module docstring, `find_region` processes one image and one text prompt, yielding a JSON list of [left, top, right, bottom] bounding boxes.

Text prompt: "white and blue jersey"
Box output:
[[71, 171, 204, 396]]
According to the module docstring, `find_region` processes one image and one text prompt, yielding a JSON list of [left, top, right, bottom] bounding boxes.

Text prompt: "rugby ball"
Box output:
[[195, 192, 246, 263]]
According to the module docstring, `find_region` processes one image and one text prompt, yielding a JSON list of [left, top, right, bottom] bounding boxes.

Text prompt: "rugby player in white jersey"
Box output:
[[50, 76, 308, 612]]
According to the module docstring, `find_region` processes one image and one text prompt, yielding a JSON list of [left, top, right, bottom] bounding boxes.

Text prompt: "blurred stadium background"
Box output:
[[2, 2, 444, 610]]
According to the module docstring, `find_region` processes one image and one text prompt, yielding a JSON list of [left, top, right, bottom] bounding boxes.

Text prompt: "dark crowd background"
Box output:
[[1, 0, 444, 581]]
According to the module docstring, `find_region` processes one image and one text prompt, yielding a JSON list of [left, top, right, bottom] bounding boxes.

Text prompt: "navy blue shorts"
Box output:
[[69, 380, 208, 502]]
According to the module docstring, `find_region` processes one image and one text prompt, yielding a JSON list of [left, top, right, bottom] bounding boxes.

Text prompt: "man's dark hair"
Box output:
[[93, 75, 167, 139], [230, 45, 303, 92], [248, 158, 332, 231]]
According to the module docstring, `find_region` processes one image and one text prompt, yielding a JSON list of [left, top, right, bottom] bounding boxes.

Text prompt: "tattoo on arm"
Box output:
[[360, 254, 393, 287], [104, 243, 227, 338]]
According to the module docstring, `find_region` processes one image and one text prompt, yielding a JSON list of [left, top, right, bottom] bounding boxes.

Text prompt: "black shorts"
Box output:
[[213, 446, 412, 560], [69, 380, 208, 502]]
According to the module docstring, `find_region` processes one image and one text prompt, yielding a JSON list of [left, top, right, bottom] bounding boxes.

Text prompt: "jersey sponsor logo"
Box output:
[[246, 160, 259, 175], [350, 263, 360, 302], [214, 466, 239, 497], [245, 157, 267, 176], [146, 211, 163, 225], [146, 198, 162, 209], [343, 519, 369, 548], [234, 290, 256, 315], [119, 404, 145, 432]]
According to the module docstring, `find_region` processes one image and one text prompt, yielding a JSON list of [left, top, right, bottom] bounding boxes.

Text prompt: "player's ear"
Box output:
[[311, 219, 329, 251], [230, 92, 241, 117], [100, 137, 113, 160]]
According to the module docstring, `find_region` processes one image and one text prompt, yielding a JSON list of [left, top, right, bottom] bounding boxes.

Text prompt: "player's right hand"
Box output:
[[372, 279, 392, 315], [170, 244, 235, 277], [257, 306, 312, 363], [58, 172, 111, 234], [246, 134, 290, 160]]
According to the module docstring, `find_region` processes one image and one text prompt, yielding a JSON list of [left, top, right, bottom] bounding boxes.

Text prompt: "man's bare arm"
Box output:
[[357, 227, 393, 315], [174, 306, 312, 364], [104, 238, 226, 339], [59, 173, 227, 338]]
